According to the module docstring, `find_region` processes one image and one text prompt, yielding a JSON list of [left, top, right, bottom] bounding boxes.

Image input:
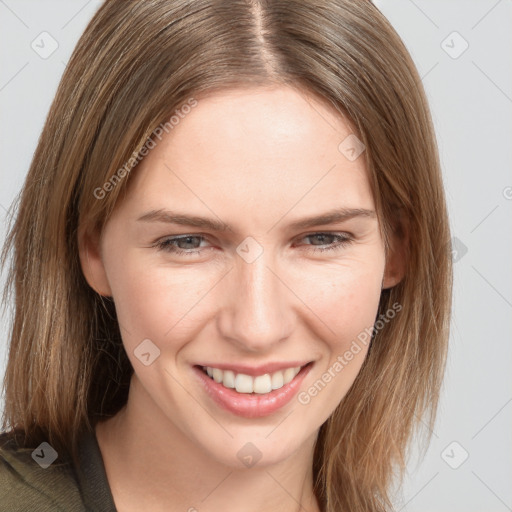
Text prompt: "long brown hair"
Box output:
[[1, 1, 452, 510]]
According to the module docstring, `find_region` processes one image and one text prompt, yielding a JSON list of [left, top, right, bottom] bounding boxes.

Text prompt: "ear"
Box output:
[[382, 212, 409, 290], [78, 225, 113, 297]]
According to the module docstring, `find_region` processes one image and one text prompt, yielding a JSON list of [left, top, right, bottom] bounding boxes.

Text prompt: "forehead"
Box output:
[[123, 86, 374, 225]]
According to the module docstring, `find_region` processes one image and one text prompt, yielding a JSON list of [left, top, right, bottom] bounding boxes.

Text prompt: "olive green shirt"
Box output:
[[0, 429, 117, 511]]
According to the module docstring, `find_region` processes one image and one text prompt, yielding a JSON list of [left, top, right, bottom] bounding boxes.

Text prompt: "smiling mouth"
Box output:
[[198, 362, 313, 394]]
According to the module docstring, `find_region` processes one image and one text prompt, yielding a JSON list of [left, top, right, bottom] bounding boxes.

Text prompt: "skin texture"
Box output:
[[79, 86, 405, 512]]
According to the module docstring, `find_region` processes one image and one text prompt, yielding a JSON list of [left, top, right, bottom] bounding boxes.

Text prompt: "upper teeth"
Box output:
[[204, 366, 302, 394]]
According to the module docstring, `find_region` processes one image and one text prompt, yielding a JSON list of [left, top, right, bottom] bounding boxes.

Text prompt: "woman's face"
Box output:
[[81, 85, 401, 468]]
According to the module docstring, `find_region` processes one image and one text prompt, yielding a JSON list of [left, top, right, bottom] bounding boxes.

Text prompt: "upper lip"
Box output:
[[196, 361, 312, 376]]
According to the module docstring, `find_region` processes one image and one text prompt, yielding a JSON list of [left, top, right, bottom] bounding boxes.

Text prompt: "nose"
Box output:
[[217, 246, 294, 353]]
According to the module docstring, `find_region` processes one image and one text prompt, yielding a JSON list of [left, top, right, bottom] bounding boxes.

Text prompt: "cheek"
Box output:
[[102, 251, 206, 354], [292, 264, 384, 414], [275, 259, 385, 426], [292, 258, 384, 341]]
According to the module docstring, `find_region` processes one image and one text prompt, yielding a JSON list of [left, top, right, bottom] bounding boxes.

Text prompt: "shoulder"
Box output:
[[0, 431, 86, 512]]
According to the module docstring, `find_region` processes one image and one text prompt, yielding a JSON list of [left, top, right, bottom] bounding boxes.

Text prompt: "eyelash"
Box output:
[[154, 232, 353, 257]]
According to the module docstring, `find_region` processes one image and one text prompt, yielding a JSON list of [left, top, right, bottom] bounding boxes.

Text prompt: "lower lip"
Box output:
[[192, 363, 313, 418]]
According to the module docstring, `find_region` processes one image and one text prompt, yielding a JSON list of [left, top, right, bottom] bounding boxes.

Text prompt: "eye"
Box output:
[[153, 232, 354, 258], [297, 232, 354, 253], [154, 235, 211, 257]]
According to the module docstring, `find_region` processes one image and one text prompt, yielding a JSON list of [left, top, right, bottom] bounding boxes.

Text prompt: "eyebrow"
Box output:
[[136, 207, 376, 232]]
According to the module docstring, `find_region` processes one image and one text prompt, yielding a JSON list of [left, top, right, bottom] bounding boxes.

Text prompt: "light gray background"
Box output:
[[1, 1, 511, 510]]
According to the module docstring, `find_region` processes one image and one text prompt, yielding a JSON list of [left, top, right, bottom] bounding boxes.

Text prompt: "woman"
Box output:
[[0, 1, 452, 511]]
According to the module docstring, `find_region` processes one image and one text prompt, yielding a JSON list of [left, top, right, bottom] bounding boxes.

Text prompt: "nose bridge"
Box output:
[[218, 245, 292, 351]]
